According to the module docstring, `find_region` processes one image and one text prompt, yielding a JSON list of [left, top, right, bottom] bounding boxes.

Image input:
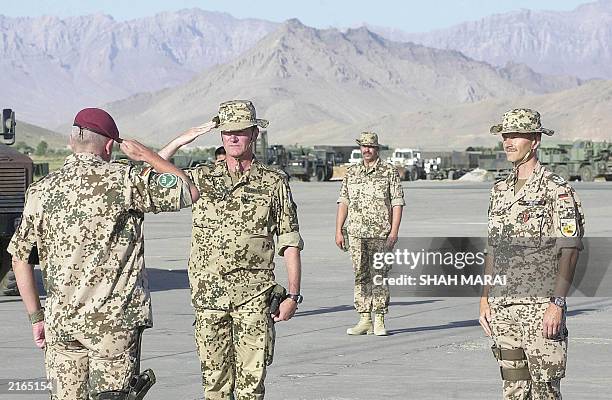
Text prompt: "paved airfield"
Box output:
[[2, 181, 611, 399]]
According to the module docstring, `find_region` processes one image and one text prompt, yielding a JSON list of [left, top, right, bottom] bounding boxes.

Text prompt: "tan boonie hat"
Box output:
[[216, 100, 269, 132], [490, 108, 554, 136], [356, 131, 380, 147]]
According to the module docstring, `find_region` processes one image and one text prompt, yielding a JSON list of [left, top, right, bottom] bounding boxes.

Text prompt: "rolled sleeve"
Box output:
[[390, 168, 405, 206], [127, 166, 192, 213], [337, 175, 349, 205], [7, 189, 38, 262], [277, 231, 304, 256], [274, 178, 303, 255]]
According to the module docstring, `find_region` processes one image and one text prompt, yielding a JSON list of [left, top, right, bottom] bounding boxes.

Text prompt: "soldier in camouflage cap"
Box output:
[[480, 108, 585, 399], [8, 108, 201, 399], [336, 131, 405, 336], [159, 100, 303, 399]]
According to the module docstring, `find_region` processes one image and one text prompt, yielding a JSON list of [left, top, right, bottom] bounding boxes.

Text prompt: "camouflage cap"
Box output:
[[216, 100, 269, 132], [356, 131, 380, 147], [490, 108, 554, 136]]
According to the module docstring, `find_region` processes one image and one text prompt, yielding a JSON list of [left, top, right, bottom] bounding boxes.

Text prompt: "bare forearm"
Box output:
[[336, 203, 348, 234], [390, 206, 403, 236], [554, 248, 579, 297], [481, 253, 494, 299], [158, 136, 187, 161], [12, 258, 42, 314], [283, 247, 302, 294]]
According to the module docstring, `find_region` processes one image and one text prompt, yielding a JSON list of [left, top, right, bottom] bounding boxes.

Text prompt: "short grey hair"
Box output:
[[70, 126, 109, 152]]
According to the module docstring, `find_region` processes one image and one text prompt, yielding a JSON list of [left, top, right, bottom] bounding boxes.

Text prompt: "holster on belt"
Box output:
[[269, 284, 287, 315]]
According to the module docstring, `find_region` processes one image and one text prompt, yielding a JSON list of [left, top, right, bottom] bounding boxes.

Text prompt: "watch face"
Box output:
[[288, 294, 303, 304], [551, 297, 565, 307]]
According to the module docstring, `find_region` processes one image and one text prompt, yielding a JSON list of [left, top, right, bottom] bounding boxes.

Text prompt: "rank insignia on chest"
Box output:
[[560, 219, 577, 237], [518, 199, 546, 206]]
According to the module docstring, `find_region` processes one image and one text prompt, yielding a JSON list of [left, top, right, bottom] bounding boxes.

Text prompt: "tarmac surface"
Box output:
[[1, 180, 611, 399]]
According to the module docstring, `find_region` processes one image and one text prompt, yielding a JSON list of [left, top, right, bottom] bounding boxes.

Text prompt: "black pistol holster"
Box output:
[[269, 284, 287, 315], [96, 328, 156, 400]]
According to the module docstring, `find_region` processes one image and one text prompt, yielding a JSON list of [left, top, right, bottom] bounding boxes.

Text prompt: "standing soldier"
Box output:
[[159, 100, 304, 399], [8, 108, 200, 399], [479, 108, 585, 399], [335, 132, 404, 336]]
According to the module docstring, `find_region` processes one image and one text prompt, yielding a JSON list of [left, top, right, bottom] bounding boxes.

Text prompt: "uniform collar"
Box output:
[[64, 152, 106, 166], [214, 157, 264, 187], [359, 157, 381, 174], [499, 161, 546, 206]]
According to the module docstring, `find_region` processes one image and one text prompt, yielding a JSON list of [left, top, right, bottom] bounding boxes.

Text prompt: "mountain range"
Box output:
[[370, 0, 612, 80], [0, 10, 277, 127], [2, 3, 612, 149], [104, 19, 587, 148]]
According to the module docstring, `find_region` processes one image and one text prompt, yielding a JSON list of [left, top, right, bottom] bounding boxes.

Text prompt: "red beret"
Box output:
[[73, 108, 122, 142]]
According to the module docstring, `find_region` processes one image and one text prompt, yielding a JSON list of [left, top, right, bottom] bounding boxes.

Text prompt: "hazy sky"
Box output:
[[0, 0, 594, 32]]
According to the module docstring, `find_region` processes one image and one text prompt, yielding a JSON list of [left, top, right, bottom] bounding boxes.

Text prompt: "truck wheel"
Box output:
[[410, 168, 418, 181], [0, 247, 19, 296], [554, 165, 570, 181], [579, 165, 594, 182]]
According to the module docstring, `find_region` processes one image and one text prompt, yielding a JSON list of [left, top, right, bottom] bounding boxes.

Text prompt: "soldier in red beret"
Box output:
[[9, 108, 206, 399]]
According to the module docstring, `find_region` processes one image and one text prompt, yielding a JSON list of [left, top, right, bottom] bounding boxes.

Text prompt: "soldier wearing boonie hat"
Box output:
[[159, 99, 303, 399], [8, 107, 198, 399], [479, 108, 585, 400], [336, 131, 405, 337]]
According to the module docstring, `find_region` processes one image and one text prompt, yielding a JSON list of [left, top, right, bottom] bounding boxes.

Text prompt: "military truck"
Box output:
[[1, 109, 34, 296], [312, 148, 335, 181], [538, 140, 612, 181]]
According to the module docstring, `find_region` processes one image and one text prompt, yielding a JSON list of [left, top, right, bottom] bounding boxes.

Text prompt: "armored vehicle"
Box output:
[[1, 109, 34, 296]]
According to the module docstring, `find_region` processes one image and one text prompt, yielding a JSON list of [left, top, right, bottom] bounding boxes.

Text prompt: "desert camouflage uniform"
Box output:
[[338, 158, 405, 314], [487, 161, 585, 399], [186, 159, 303, 400], [8, 153, 192, 400]]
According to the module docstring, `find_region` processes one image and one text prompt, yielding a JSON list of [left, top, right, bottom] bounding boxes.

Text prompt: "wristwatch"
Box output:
[[286, 293, 304, 304], [550, 296, 566, 308]]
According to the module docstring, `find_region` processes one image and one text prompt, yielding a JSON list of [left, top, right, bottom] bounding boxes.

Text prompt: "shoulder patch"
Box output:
[[157, 173, 179, 188], [546, 172, 567, 186]]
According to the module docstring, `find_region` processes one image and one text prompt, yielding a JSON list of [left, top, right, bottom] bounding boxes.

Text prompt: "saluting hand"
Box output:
[[273, 298, 298, 322], [178, 121, 217, 146], [120, 139, 155, 162]]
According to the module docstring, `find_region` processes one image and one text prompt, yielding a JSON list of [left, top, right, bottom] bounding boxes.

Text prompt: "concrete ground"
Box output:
[[1, 181, 611, 399]]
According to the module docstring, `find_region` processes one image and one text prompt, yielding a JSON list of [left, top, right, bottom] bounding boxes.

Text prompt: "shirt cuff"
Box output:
[[337, 197, 349, 205], [7, 239, 32, 263], [277, 231, 304, 256], [555, 237, 584, 251], [391, 198, 405, 207]]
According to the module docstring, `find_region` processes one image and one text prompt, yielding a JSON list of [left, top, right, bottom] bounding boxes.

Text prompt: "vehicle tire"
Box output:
[[410, 168, 418, 181], [0, 245, 19, 296], [554, 165, 570, 181], [579, 165, 594, 182]]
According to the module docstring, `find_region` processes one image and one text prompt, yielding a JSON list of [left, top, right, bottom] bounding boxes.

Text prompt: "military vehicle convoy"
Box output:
[[1, 109, 33, 296], [538, 140, 612, 181]]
